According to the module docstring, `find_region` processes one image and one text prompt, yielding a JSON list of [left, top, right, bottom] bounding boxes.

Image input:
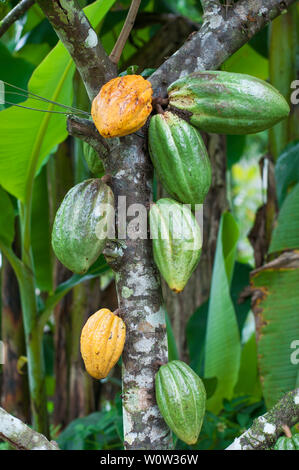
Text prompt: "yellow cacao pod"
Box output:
[[91, 75, 153, 138], [80, 308, 126, 379]]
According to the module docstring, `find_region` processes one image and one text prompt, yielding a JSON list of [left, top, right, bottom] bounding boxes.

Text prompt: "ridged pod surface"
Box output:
[[91, 75, 152, 138], [52, 179, 114, 274], [274, 434, 299, 450], [149, 198, 202, 292], [155, 360, 206, 445], [148, 111, 211, 205], [80, 309, 126, 379], [168, 71, 290, 135]]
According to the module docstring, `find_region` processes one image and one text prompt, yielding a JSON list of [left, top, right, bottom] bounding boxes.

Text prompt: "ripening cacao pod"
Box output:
[[168, 71, 290, 135], [149, 198, 202, 292], [155, 360, 206, 445], [91, 75, 153, 138], [80, 308, 126, 379], [274, 434, 299, 450], [148, 111, 211, 205], [52, 179, 114, 274], [83, 142, 104, 177]]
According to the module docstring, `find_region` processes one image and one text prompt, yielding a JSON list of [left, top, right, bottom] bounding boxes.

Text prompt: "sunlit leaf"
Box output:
[[204, 212, 241, 414]]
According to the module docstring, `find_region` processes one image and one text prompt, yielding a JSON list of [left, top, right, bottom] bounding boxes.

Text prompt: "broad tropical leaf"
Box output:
[[204, 212, 241, 414], [251, 258, 299, 408], [275, 141, 299, 206], [0, 0, 116, 202], [269, 182, 299, 253]]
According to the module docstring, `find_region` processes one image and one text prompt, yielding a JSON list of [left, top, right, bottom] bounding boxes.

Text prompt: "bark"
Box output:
[[226, 387, 299, 450], [1, 258, 30, 423], [38, 0, 297, 450], [0, 406, 59, 450]]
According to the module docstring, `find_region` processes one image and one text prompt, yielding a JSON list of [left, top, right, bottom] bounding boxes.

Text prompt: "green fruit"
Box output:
[[155, 360, 206, 445], [148, 111, 211, 205], [168, 71, 290, 135], [274, 434, 299, 450], [83, 142, 104, 177], [52, 179, 114, 274], [149, 198, 202, 292]]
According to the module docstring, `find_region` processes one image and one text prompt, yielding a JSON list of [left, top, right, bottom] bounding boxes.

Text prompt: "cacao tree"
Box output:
[[0, 0, 299, 452]]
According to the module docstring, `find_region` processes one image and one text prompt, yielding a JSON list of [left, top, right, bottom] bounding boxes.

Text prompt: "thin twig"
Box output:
[[0, 0, 35, 38], [0, 407, 59, 450], [109, 0, 141, 64]]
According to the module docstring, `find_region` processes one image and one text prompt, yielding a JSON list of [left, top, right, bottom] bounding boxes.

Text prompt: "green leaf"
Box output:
[[165, 310, 179, 361], [269, 182, 299, 253], [31, 165, 53, 292], [0, 42, 34, 109], [234, 314, 262, 400], [251, 265, 299, 408], [204, 212, 241, 414], [275, 140, 299, 206], [227, 135, 246, 169], [269, 10, 297, 159], [41, 255, 109, 321], [187, 301, 208, 377], [248, 26, 269, 58], [0, 42, 75, 202], [221, 44, 268, 80], [0, 0, 115, 203], [0, 186, 15, 247]]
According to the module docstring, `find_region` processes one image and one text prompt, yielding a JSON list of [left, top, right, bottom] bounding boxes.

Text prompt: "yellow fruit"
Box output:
[[80, 308, 126, 379], [91, 75, 153, 138]]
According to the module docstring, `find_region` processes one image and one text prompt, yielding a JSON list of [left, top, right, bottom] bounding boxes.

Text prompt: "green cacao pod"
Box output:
[[149, 198, 202, 292], [52, 179, 114, 274], [274, 434, 299, 450], [148, 111, 211, 205], [168, 71, 290, 135], [83, 142, 104, 178], [155, 360, 206, 445]]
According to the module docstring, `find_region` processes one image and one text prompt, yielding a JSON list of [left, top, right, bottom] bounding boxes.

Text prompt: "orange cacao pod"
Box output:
[[80, 308, 126, 379], [91, 75, 153, 138]]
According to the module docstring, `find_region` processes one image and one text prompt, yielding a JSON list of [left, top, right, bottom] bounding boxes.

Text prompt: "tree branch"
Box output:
[[110, 0, 142, 64], [67, 115, 110, 160], [150, 0, 297, 96], [0, 407, 59, 450], [37, 0, 116, 99], [226, 388, 299, 450], [201, 0, 221, 15], [0, 0, 35, 38]]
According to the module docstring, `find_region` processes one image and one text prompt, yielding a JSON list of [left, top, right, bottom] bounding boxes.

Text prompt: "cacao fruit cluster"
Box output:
[[147, 70, 289, 293]]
